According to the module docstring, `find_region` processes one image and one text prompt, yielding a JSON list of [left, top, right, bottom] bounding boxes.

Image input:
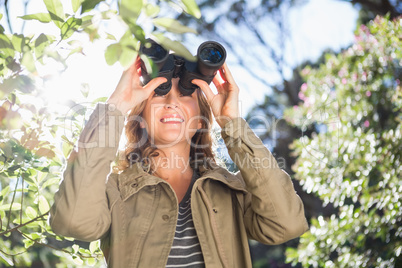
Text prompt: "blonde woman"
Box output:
[[50, 45, 308, 267]]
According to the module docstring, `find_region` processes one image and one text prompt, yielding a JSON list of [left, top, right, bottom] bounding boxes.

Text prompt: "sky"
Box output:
[[0, 0, 359, 116]]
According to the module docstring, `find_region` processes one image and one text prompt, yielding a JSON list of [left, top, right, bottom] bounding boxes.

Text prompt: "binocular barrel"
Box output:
[[197, 41, 226, 78], [139, 39, 226, 96]]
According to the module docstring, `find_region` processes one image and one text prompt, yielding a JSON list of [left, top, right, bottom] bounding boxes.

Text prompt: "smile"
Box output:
[[160, 117, 184, 123]]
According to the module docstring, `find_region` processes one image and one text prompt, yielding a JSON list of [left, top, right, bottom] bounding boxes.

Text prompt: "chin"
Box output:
[[153, 132, 195, 147]]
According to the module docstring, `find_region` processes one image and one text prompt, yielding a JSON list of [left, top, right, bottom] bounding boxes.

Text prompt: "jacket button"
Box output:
[[162, 215, 170, 221], [213, 208, 218, 213], [131, 183, 138, 188]]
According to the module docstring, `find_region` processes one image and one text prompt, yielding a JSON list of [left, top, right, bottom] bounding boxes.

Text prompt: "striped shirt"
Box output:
[[166, 171, 205, 268]]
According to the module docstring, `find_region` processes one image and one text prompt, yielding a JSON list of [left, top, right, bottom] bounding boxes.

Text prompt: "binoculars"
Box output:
[[139, 39, 226, 96]]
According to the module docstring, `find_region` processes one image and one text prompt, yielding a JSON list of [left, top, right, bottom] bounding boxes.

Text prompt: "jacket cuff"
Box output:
[[221, 117, 246, 141]]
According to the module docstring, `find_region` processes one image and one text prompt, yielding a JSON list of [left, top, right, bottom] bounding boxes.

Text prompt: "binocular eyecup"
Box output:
[[139, 39, 226, 96]]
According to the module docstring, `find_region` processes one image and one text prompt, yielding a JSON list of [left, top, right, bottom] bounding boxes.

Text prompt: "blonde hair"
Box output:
[[115, 89, 216, 173]]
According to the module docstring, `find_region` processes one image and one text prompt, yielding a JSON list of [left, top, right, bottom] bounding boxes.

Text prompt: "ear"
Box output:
[[197, 120, 202, 130], [140, 120, 146, 129]]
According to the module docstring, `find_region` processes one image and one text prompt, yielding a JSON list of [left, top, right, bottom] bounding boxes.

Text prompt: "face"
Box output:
[[141, 78, 202, 148]]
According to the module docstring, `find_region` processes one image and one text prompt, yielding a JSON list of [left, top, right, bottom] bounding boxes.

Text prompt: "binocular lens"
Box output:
[[199, 47, 224, 64], [141, 42, 167, 61]]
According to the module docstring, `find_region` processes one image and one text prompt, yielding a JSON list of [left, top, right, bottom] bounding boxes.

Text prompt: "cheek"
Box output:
[[142, 104, 163, 128], [185, 103, 202, 129]]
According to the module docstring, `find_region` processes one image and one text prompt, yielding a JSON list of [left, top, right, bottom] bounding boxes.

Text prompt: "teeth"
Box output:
[[162, 118, 184, 123]]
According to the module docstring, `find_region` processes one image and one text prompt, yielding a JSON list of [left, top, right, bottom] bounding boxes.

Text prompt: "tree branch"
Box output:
[[17, 230, 103, 258], [4, 0, 13, 33], [0, 211, 48, 236]]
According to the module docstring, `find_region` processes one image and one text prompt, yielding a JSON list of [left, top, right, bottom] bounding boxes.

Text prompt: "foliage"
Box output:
[[0, 0, 200, 266], [284, 16, 402, 267]]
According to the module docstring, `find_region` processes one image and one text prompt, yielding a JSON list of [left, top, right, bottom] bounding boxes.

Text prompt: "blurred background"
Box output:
[[0, 0, 401, 267]]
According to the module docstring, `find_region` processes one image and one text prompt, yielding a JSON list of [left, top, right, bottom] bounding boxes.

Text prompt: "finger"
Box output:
[[212, 75, 226, 93], [220, 63, 240, 93], [220, 63, 236, 83], [192, 79, 215, 102], [143, 77, 167, 93]]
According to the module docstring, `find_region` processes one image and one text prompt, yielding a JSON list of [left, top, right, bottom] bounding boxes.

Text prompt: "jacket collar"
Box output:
[[117, 162, 163, 202], [118, 160, 247, 202]]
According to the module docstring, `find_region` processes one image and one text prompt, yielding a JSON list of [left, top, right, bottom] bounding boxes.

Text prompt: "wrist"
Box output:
[[106, 98, 127, 115], [216, 115, 235, 128]]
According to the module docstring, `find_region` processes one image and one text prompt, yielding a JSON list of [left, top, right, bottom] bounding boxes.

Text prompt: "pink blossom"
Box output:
[[364, 120, 370, 127], [298, 91, 306, 101], [366, 91, 371, 97], [301, 83, 308, 92], [342, 78, 347, 85], [304, 97, 311, 107]]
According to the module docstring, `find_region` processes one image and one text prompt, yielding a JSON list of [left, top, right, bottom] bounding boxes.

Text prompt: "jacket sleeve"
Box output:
[[221, 117, 309, 245], [49, 103, 124, 242]]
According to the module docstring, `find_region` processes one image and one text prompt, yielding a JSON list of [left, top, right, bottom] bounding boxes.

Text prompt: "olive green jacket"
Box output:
[[50, 103, 308, 268]]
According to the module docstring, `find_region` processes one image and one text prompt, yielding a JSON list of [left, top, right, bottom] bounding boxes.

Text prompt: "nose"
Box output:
[[164, 93, 179, 109]]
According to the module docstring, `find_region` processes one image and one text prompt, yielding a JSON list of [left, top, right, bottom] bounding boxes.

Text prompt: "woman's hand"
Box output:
[[192, 63, 239, 128], [107, 58, 167, 115]]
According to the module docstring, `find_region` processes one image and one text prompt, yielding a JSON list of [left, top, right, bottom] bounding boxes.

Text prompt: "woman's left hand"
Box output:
[[192, 63, 239, 128]]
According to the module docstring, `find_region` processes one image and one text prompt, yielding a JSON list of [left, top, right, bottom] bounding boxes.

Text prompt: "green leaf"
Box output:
[[36, 171, 47, 184], [180, 0, 201, 19], [144, 4, 160, 18], [119, 0, 143, 21], [104, 43, 122, 65], [25, 206, 37, 219], [0, 34, 15, 58], [139, 53, 158, 78], [105, 32, 117, 41], [44, 0, 65, 28], [151, 33, 195, 61], [4, 111, 23, 130], [23, 238, 35, 249], [21, 50, 37, 73], [128, 24, 145, 42], [72, 0, 84, 13], [72, 244, 79, 253], [38, 195, 50, 214], [41, 177, 60, 189], [61, 17, 82, 40], [81, 0, 104, 14], [18, 13, 52, 23], [92, 96, 108, 104], [35, 34, 51, 63], [11, 34, 25, 53], [72, 255, 84, 265], [119, 46, 137, 68], [80, 83, 90, 98], [0, 186, 10, 205], [89, 240, 99, 253], [86, 257, 97, 266], [153, 18, 197, 34], [0, 203, 21, 211]]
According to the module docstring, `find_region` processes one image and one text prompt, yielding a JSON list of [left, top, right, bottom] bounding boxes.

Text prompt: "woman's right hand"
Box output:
[[106, 58, 167, 115]]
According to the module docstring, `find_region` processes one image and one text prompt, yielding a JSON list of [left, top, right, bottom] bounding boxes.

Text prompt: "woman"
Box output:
[[50, 54, 308, 267]]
